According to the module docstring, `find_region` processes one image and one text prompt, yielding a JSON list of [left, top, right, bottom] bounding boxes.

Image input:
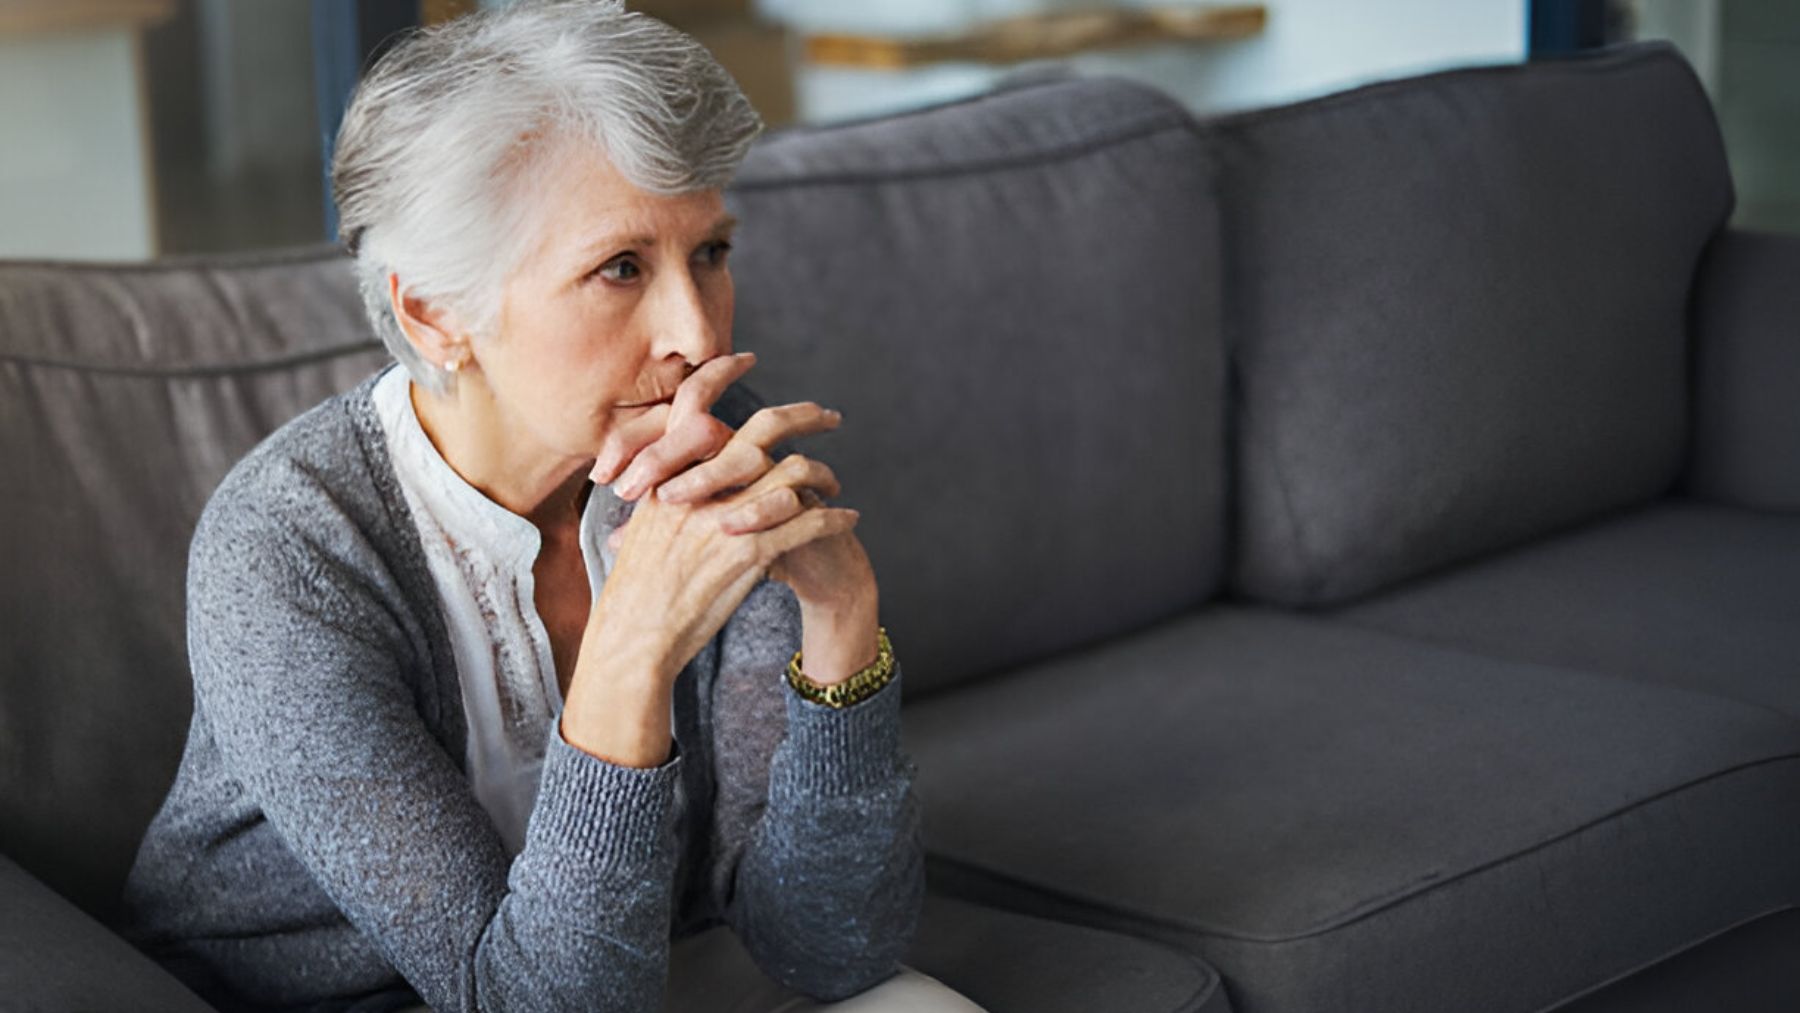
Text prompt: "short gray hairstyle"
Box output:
[[331, 0, 764, 393]]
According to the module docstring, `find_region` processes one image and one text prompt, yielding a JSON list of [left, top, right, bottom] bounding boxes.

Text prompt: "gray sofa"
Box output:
[[2, 40, 1796, 1013]]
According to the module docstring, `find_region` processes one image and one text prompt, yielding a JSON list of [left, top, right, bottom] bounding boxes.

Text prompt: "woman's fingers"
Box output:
[[612, 413, 733, 500], [605, 465, 843, 553], [743, 452, 843, 501], [718, 486, 803, 535], [656, 402, 842, 504], [737, 401, 842, 450], [591, 402, 673, 484], [749, 502, 861, 565], [601, 352, 757, 496], [669, 351, 757, 421], [717, 456, 842, 533]]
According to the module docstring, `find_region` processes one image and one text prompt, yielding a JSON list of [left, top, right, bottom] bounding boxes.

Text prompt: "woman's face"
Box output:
[[474, 144, 738, 465]]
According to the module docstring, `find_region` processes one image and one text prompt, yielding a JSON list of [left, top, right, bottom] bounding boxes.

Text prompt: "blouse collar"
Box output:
[[372, 364, 626, 573]]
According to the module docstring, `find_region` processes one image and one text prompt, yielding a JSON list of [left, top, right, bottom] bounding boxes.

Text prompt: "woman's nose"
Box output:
[[648, 268, 727, 363]]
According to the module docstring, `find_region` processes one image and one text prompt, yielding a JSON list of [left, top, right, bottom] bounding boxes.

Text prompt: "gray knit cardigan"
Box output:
[[118, 368, 924, 1013]]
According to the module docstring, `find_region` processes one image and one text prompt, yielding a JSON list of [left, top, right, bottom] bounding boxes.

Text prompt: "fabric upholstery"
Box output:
[[906, 894, 1230, 1013], [0, 851, 214, 1012], [1682, 228, 1800, 512], [661, 892, 1229, 1013], [1328, 500, 1800, 717], [1215, 43, 1735, 606], [1548, 910, 1800, 1013], [0, 249, 390, 918], [904, 607, 1800, 1013], [1550, 908, 1800, 1013], [726, 76, 1226, 697]]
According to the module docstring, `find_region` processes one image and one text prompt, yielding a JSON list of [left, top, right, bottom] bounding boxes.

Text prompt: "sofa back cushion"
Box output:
[[726, 76, 1226, 697], [1216, 43, 1734, 606], [0, 250, 388, 918]]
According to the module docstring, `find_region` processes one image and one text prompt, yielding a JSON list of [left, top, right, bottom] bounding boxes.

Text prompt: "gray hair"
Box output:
[[331, 0, 764, 394]]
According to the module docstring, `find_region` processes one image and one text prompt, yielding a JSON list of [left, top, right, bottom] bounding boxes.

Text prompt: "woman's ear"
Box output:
[[387, 273, 470, 370]]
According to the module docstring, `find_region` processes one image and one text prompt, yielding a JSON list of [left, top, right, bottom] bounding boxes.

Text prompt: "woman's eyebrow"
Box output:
[[709, 214, 739, 237], [571, 214, 739, 265]]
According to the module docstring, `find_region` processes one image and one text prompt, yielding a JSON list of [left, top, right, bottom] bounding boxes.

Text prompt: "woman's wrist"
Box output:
[[561, 613, 680, 767], [787, 625, 895, 711], [796, 595, 880, 686], [560, 680, 676, 768]]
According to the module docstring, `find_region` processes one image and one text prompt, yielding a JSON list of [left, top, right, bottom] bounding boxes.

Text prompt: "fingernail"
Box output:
[[825, 409, 842, 421], [659, 477, 689, 501], [613, 474, 641, 500]]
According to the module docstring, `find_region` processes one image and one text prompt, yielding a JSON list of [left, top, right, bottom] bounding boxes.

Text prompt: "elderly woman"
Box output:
[[119, 3, 982, 1011]]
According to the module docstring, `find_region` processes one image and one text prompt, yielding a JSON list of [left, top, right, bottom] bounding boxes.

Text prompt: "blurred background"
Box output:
[[0, 0, 1794, 262]]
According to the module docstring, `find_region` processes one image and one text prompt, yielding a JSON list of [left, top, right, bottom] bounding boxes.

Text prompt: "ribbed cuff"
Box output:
[[526, 724, 683, 872], [775, 661, 907, 797]]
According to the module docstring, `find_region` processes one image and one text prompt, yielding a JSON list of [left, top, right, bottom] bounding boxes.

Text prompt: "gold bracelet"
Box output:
[[786, 626, 895, 709]]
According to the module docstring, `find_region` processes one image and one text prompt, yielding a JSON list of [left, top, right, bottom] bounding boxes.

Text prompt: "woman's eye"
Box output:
[[699, 240, 732, 267], [596, 256, 640, 283]]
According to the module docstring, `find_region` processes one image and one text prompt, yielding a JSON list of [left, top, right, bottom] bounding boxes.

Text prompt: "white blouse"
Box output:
[[371, 364, 658, 857]]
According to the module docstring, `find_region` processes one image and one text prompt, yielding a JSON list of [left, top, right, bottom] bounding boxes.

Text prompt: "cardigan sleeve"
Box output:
[[710, 577, 925, 1000], [185, 471, 683, 1013]]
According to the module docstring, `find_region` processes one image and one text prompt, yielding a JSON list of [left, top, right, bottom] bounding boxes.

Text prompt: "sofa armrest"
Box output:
[[1682, 228, 1800, 510], [0, 851, 217, 1012]]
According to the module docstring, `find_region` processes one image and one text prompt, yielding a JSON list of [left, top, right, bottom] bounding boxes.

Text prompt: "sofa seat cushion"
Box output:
[[1550, 908, 1800, 1013], [1327, 500, 1800, 717], [903, 607, 1800, 1013], [0, 852, 214, 1012], [666, 893, 1230, 1013], [910, 894, 1230, 1013]]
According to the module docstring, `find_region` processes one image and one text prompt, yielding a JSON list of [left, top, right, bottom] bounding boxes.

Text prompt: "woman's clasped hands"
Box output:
[[584, 351, 877, 680]]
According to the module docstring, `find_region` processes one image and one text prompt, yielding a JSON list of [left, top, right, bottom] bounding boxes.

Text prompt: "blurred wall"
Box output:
[[0, 0, 322, 261], [0, 25, 156, 260], [1634, 0, 1800, 233], [153, 0, 323, 254], [769, 0, 1525, 123]]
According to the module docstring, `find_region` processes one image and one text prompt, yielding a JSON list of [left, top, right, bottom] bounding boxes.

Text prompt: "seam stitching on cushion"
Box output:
[[1528, 904, 1800, 1013], [0, 340, 382, 377], [0, 245, 346, 273], [757, 73, 1174, 137], [926, 752, 1800, 944], [1318, 604, 1800, 728], [1280, 751, 1800, 937], [1180, 954, 1224, 1013], [1190, 43, 1679, 136], [731, 117, 1194, 192]]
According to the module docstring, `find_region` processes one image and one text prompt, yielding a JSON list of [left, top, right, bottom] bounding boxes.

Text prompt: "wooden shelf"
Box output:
[[804, 5, 1266, 69]]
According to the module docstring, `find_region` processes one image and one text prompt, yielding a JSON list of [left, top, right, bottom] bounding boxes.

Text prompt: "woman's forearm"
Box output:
[[729, 673, 924, 1000]]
